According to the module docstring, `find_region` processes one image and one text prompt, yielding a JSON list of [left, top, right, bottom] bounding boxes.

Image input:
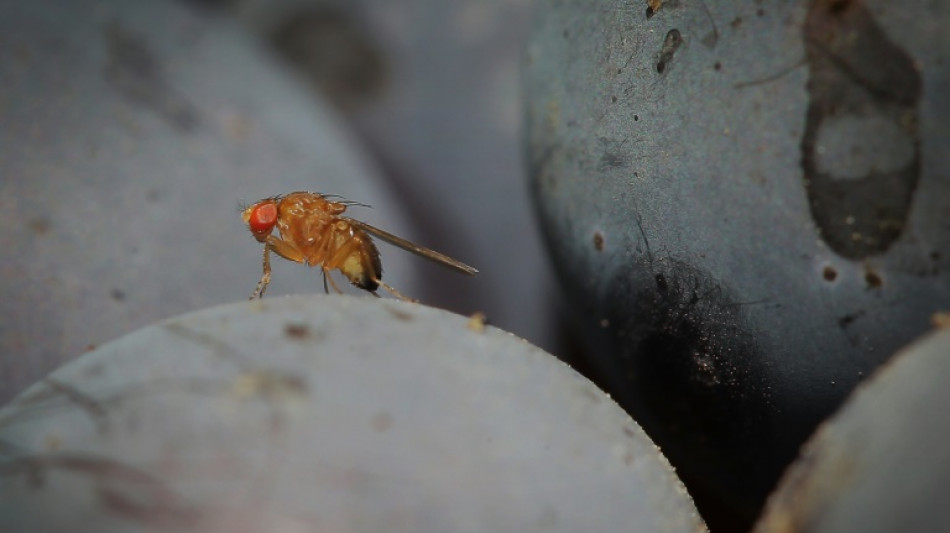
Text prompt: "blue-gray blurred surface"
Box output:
[[0, 0, 448, 402]]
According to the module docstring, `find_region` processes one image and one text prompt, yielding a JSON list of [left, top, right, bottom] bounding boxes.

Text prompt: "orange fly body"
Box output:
[[241, 191, 478, 301]]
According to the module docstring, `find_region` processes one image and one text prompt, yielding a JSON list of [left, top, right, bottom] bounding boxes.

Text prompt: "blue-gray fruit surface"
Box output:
[[525, 0, 950, 524]]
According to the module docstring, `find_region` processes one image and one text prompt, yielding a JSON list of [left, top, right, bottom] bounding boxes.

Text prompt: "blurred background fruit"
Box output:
[[220, 0, 559, 350], [0, 0, 546, 403], [0, 0, 423, 402]]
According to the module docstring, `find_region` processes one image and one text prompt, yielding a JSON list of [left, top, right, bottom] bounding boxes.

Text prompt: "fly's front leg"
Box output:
[[250, 245, 272, 299], [250, 236, 307, 299]]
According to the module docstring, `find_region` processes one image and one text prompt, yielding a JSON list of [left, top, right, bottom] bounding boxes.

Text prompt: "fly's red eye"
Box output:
[[248, 203, 278, 236]]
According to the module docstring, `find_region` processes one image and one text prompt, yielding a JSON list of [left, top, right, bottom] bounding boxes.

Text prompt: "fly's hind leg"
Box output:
[[372, 276, 418, 303], [324, 233, 417, 302], [322, 269, 345, 295]]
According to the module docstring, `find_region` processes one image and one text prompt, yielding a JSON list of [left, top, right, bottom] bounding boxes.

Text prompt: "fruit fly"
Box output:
[[241, 191, 477, 301]]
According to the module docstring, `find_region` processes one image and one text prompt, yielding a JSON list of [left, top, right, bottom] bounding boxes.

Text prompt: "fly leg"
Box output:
[[324, 235, 416, 301], [250, 236, 306, 299], [322, 268, 345, 295], [250, 244, 273, 299], [372, 277, 417, 303]]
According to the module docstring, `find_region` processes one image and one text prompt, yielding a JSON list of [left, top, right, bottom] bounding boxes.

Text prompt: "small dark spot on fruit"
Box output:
[[284, 323, 310, 338], [864, 269, 883, 289], [617, 68, 623, 74], [611, 95, 617, 103], [593, 232, 605, 251], [28, 217, 51, 235], [387, 307, 413, 321], [757, 8, 765, 17], [110, 288, 126, 301], [822, 266, 838, 282], [655, 273, 668, 292], [730, 17, 743, 28], [714, 61, 722, 71], [656, 61, 666, 74], [837, 310, 865, 328], [828, 0, 853, 15], [633, 114, 639, 121], [646, 6, 656, 19], [371, 411, 393, 432], [562, 29, 570, 39]]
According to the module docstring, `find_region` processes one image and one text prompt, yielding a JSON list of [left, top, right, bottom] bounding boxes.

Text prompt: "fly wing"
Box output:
[[346, 218, 478, 276]]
